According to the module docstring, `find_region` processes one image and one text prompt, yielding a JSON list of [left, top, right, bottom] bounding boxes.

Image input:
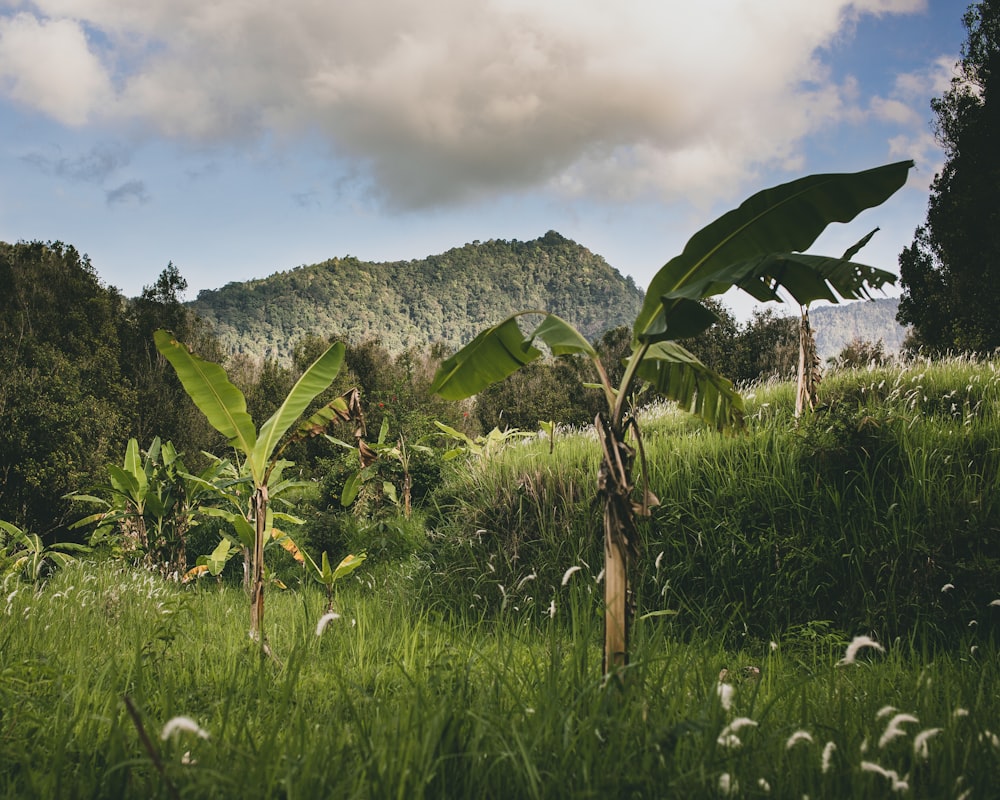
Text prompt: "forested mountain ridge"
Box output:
[[189, 231, 645, 361], [810, 297, 908, 362]]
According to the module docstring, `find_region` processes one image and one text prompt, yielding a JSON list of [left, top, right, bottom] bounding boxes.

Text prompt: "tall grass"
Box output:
[[4, 357, 1000, 797], [2, 559, 999, 797], [427, 356, 1000, 644]]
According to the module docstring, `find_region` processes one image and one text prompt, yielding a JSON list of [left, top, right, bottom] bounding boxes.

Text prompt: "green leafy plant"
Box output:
[[334, 418, 434, 518], [303, 550, 367, 612], [154, 330, 365, 643], [432, 421, 533, 461], [186, 536, 239, 584], [431, 161, 912, 673], [0, 519, 88, 587], [68, 437, 227, 575], [185, 455, 310, 589]]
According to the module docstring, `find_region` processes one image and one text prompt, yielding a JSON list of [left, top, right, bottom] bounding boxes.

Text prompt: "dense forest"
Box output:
[[189, 231, 645, 361], [810, 296, 907, 361]]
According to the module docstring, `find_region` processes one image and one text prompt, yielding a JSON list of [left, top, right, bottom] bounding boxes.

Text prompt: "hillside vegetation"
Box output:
[[424, 356, 1000, 643], [811, 296, 908, 362], [190, 231, 644, 361], [5, 358, 1000, 798]]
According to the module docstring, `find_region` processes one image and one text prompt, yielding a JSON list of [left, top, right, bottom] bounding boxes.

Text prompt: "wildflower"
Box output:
[[548, 599, 556, 619], [862, 761, 909, 792], [876, 705, 897, 720], [990, 599, 1000, 607], [654, 551, 664, 570], [786, 730, 814, 749], [769, 641, 779, 652], [953, 708, 970, 719], [821, 741, 837, 773], [913, 727, 942, 760], [757, 777, 771, 793], [879, 713, 919, 749], [941, 583, 955, 593], [837, 635, 884, 665], [161, 716, 210, 741], [561, 565, 582, 586], [315, 612, 341, 635], [718, 773, 738, 796]]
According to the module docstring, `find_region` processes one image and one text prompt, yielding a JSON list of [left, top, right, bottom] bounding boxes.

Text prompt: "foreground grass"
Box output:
[[2, 560, 999, 798]]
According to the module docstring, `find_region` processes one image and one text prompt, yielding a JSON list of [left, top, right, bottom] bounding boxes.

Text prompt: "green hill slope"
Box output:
[[811, 296, 909, 362], [190, 231, 644, 361]]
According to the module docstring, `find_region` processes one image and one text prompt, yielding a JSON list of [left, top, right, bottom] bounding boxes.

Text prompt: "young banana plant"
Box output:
[[302, 550, 367, 612], [431, 161, 913, 674], [155, 331, 366, 646]]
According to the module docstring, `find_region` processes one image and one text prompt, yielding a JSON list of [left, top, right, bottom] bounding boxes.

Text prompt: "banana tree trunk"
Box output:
[[596, 414, 638, 673], [249, 485, 267, 640], [603, 503, 629, 672], [796, 306, 820, 417]]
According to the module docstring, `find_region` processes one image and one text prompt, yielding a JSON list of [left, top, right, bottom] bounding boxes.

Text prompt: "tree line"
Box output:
[[0, 240, 804, 540], [189, 230, 645, 363]]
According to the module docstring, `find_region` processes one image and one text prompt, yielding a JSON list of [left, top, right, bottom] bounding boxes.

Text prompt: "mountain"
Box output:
[[809, 296, 909, 362], [190, 231, 644, 362]]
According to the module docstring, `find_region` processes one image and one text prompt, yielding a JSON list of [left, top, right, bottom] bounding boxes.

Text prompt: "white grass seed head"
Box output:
[[315, 612, 341, 635], [161, 716, 210, 741], [838, 635, 885, 666]]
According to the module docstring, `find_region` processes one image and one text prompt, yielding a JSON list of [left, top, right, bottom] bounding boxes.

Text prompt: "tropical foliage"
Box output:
[[432, 161, 912, 671], [154, 330, 364, 641], [0, 519, 88, 586], [67, 437, 229, 576], [190, 231, 644, 361]]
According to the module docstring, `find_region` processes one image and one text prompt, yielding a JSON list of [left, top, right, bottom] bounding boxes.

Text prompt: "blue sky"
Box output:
[[0, 1, 968, 319]]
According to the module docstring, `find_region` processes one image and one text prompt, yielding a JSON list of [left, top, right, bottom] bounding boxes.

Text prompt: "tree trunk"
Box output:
[[603, 503, 629, 672], [595, 413, 637, 674], [249, 485, 267, 640], [796, 306, 820, 418]]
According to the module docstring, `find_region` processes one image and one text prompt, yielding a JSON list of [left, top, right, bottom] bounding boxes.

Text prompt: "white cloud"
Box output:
[[871, 97, 920, 126], [2, 0, 930, 206], [872, 54, 957, 179], [0, 12, 113, 125]]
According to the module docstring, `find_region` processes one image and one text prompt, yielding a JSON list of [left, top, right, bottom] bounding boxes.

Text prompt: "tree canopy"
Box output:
[[190, 232, 644, 362], [0, 242, 133, 534], [897, 0, 1000, 353]]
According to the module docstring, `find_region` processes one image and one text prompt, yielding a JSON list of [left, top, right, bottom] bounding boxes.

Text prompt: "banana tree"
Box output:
[[187, 454, 313, 590], [69, 437, 157, 561], [154, 330, 363, 643], [1, 520, 88, 587], [431, 161, 912, 673], [68, 437, 228, 575], [302, 550, 367, 612]]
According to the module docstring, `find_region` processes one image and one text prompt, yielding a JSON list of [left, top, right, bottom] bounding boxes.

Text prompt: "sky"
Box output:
[[0, 1, 970, 320]]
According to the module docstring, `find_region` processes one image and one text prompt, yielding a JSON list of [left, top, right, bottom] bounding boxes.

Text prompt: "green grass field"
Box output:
[[3, 356, 1000, 798]]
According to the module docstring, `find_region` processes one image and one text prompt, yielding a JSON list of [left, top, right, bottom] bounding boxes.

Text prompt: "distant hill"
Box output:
[[190, 231, 644, 362], [809, 296, 909, 362]]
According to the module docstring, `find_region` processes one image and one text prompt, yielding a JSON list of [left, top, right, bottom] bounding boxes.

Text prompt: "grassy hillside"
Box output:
[[425, 355, 1000, 643], [190, 231, 644, 361], [4, 357, 1000, 797]]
